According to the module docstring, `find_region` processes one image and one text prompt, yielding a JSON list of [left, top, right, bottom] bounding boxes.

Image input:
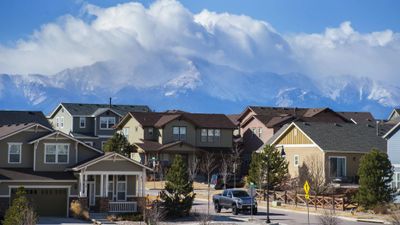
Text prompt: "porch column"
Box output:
[[105, 174, 109, 198], [79, 172, 84, 197], [100, 174, 104, 197], [142, 168, 146, 197], [84, 174, 88, 197]]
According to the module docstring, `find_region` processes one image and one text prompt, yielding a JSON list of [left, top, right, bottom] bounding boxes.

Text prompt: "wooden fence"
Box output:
[[258, 190, 357, 211]]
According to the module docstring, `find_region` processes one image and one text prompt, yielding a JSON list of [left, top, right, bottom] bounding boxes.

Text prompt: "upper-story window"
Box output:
[[173, 126, 186, 141], [8, 143, 22, 163], [45, 144, 69, 164], [122, 128, 129, 140], [55, 117, 64, 128], [148, 127, 154, 137], [100, 117, 116, 129], [79, 117, 86, 128], [201, 129, 221, 143]]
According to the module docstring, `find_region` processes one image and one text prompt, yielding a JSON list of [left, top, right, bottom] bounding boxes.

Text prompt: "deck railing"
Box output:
[[109, 201, 137, 213]]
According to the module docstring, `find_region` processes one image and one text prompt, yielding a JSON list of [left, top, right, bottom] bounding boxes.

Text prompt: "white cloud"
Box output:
[[0, 0, 399, 87]]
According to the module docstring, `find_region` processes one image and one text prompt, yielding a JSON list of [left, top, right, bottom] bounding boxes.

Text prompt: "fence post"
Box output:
[[322, 195, 325, 209], [295, 192, 298, 207], [284, 191, 288, 204], [332, 195, 335, 212], [342, 197, 345, 211]]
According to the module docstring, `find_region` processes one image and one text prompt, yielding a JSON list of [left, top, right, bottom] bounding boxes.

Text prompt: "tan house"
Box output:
[[266, 121, 386, 183], [115, 111, 236, 170], [0, 111, 150, 218], [235, 106, 375, 173]]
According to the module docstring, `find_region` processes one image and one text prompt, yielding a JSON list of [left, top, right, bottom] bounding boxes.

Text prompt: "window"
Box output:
[[79, 117, 86, 128], [8, 143, 22, 163], [148, 127, 154, 136], [56, 117, 60, 128], [60, 117, 64, 128], [294, 155, 299, 167], [251, 128, 256, 138], [258, 128, 263, 137], [329, 157, 346, 178], [294, 128, 298, 136], [108, 175, 114, 200], [45, 144, 69, 163], [122, 128, 129, 140], [100, 117, 116, 129], [214, 129, 221, 142], [207, 129, 214, 142], [201, 129, 207, 142], [84, 141, 93, 146], [117, 175, 126, 201], [173, 126, 186, 141]]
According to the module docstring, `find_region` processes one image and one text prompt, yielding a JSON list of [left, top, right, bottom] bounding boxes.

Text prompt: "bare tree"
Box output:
[[231, 141, 244, 188], [318, 210, 340, 225], [200, 152, 218, 216], [22, 205, 38, 225], [391, 211, 400, 225], [145, 201, 166, 225], [188, 155, 200, 182], [220, 153, 233, 190], [299, 155, 328, 195]]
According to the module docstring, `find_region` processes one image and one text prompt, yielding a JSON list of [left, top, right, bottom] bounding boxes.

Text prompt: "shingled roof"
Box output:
[[269, 122, 386, 153], [337, 111, 375, 124], [0, 110, 52, 128], [0, 168, 76, 181], [123, 111, 236, 129], [50, 103, 150, 117]]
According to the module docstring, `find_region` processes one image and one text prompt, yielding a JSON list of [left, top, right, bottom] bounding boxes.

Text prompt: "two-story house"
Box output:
[[47, 102, 150, 150], [267, 121, 387, 184], [383, 108, 400, 192], [115, 111, 236, 171], [235, 106, 375, 173], [0, 110, 150, 218]]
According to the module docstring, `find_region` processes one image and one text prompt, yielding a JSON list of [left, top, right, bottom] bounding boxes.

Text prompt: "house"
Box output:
[[47, 102, 150, 150], [115, 111, 236, 171], [236, 106, 370, 172], [266, 121, 386, 183], [0, 110, 150, 218], [383, 109, 400, 191]]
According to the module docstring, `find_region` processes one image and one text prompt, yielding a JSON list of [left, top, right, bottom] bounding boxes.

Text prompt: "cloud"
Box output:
[[0, 0, 399, 87]]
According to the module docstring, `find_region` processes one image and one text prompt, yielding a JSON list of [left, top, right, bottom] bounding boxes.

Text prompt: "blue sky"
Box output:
[[1, 0, 400, 44]]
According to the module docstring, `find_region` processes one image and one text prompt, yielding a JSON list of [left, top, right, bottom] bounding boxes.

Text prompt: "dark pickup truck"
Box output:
[[213, 189, 257, 215]]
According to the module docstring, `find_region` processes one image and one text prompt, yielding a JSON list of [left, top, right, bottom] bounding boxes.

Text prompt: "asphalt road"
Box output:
[[191, 199, 378, 225]]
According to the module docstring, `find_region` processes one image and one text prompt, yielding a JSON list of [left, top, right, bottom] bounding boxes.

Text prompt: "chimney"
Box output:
[[109, 97, 112, 108]]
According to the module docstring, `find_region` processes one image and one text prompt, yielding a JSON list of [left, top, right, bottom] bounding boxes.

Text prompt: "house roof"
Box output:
[[226, 114, 240, 126], [122, 111, 236, 129], [69, 152, 152, 171], [134, 140, 192, 152], [49, 103, 150, 118], [337, 111, 375, 124], [383, 121, 400, 139], [0, 123, 52, 140], [269, 122, 387, 153], [0, 110, 52, 128], [388, 109, 400, 120], [0, 168, 76, 181]]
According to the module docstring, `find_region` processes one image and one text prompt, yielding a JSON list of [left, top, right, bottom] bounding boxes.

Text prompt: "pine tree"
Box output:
[[160, 155, 195, 218], [357, 149, 394, 209], [2, 187, 37, 225], [247, 145, 288, 189], [103, 133, 133, 157]]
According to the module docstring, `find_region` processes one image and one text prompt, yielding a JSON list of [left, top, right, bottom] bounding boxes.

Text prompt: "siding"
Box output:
[[0, 129, 50, 168], [49, 106, 73, 134], [196, 129, 233, 148], [324, 152, 364, 179], [283, 146, 323, 178], [72, 117, 95, 135], [277, 126, 313, 145], [388, 130, 400, 164], [162, 120, 196, 145], [122, 117, 143, 144], [85, 160, 144, 172], [95, 111, 120, 136]]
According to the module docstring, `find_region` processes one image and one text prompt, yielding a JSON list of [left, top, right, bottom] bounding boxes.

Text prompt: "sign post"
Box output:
[[304, 181, 310, 225], [249, 182, 256, 221]]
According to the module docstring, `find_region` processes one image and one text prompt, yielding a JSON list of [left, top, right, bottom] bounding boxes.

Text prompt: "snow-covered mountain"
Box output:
[[1, 60, 399, 118]]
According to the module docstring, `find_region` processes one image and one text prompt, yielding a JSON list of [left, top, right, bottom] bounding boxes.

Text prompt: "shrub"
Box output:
[[70, 200, 89, 220], [318, 210, 340, 225], [2, 187, 38, 225]]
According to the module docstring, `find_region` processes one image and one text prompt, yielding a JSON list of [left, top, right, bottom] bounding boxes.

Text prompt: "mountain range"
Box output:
[[0, 59, 399, 119]]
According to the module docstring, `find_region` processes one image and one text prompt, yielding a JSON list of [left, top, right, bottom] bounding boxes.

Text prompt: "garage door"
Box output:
[[11, 188, 68, 217]]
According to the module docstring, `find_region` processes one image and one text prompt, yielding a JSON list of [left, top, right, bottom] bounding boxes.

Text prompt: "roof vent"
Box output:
[[302, 122, 309, 126], [334, 123, 341, 127]]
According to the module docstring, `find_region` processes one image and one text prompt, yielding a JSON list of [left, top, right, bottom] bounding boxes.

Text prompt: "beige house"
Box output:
[[0, 111, 150, 218], [267, 121, 386, 184], [115, 111, 236, 171]]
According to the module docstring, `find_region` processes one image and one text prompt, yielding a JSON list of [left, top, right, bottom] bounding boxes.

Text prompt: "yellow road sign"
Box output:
[[304, 181, 310, 195], [305, 193, 310, 200]]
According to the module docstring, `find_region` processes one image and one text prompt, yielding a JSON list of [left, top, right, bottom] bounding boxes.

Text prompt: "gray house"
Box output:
[[0, 110, 150, 217], [47, 103, 150, 150]]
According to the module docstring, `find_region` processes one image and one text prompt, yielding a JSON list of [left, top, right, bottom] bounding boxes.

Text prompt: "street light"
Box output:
[[265, 146, 286, 224]]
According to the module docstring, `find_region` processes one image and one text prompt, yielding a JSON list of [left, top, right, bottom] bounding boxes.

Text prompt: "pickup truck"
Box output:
[[213, 189, 257, 215]]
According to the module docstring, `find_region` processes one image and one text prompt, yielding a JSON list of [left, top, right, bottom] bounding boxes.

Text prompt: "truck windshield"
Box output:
[[232, 190, 250, 197]]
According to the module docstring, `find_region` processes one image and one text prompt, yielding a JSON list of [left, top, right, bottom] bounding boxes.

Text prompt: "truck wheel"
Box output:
[[232, 205, 239, 215], [214, 202, 221, 213]]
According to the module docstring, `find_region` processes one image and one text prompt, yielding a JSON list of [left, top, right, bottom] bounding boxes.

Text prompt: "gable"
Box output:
[[85, 159, 144, 172], [389, 109, 400, 121], [275, 126, 313, 145]]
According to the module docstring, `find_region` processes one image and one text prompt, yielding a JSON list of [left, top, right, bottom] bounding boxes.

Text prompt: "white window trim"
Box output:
[[173, 126, 187, 141], [79, 117, 86, 128], [44, 143, 70, 164], [108, 175, 115, 201], [84, 141, 93, 146], [60, 117, 64, 128], [56, 117, 60, 128], [293, 155, 299, 167], [116, 175, 127, 201], [99, 117, 116, 130], [8, 143, 22, 164], [328, 156, 347, 178]]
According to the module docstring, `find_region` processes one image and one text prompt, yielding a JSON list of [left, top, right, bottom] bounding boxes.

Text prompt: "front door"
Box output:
[[88, 182, 95, 206]]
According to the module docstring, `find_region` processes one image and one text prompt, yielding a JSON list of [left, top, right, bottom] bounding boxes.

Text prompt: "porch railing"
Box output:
[[109, 202, 137, 213]]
